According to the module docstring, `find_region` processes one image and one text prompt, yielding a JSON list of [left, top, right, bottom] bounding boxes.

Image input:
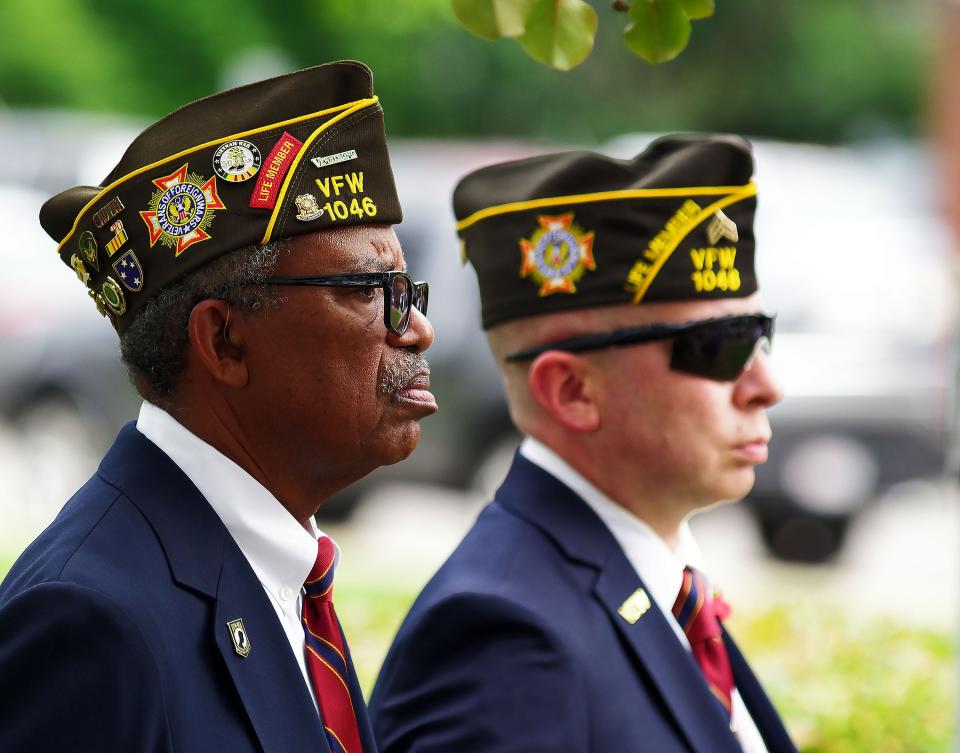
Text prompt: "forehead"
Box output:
[[278, 224, 404, 274]]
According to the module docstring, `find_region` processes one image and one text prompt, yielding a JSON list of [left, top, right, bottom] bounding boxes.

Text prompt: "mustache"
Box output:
[[379, 352, 430, 396]]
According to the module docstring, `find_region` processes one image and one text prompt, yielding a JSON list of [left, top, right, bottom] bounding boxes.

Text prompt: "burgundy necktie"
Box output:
[[672, 565, 735, 716], [302, 536, 364, 753]]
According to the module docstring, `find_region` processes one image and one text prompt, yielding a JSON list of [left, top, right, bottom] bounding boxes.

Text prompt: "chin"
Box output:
[[379, 422, 422, 466], [695, 468, 756, 508], [721, 468, 757, 503]]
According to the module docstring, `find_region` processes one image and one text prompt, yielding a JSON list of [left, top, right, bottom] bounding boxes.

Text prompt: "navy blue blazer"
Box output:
[[370, 454, 797, 753], [0, 423, 376, 753]]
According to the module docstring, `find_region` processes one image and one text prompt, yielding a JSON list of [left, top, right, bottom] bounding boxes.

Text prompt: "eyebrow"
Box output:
[[349, 257, 407, 274]]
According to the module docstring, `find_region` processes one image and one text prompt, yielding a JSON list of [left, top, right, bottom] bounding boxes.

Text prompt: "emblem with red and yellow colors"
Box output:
[[140, 164, 226, 256], [519, 213, 596, 296]]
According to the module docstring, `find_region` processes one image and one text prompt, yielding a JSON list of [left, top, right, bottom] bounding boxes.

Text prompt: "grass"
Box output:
[[2, 552, 954, 752], [335, 582, 419, 694]]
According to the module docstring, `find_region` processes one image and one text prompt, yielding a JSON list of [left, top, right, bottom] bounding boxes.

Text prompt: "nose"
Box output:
[[733, 347, 783, 409], [388, 304, 434, 353]]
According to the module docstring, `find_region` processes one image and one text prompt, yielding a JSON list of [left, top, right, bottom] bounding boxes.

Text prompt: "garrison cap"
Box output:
[[454, 134, 758, 329], [40, 61, 402, 334]]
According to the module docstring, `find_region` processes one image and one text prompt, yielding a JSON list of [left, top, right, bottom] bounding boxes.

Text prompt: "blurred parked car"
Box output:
[[731, 140, 954, 561], [0, 183, 139, 514], [3, 111, 955, 562]]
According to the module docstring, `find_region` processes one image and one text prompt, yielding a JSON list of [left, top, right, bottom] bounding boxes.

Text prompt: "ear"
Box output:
[[527, 352, 600, 433], [187, 299, 249, 388]]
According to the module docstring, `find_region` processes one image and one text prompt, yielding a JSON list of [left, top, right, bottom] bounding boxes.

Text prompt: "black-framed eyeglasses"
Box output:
[[264, 272, 429, 336], [505, 314, 775, 382]]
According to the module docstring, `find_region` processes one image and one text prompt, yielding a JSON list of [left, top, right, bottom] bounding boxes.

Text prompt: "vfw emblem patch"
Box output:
[[519, 213, 596, 296], [140, 164, 225, 255]]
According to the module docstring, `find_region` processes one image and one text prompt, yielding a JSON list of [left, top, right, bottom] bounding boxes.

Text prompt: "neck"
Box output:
[[171, 392, 325, 530], [533, 433, 689, 545]]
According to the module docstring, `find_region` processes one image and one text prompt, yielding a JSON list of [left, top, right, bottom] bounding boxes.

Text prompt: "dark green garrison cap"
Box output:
[[40, 60, 402, 334], [454, 134, 758, 330]]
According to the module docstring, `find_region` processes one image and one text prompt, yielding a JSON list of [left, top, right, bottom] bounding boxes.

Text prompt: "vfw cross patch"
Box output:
[[140, 164, 226, 256], [519, 213, 596, 296]]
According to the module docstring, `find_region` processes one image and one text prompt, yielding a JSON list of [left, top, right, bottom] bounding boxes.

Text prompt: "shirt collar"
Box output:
[[136, 401, 339, 599], [519, 436, 708, 620]]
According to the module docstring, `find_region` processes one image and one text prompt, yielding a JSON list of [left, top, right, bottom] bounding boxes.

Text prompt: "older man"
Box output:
[[0, 62, 435, 753], [370, 136, 797, 753]]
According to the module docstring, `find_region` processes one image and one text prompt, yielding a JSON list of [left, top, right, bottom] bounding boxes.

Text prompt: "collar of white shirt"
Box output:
[[136, 401, 338, 604], [519, 436, 709, 648]]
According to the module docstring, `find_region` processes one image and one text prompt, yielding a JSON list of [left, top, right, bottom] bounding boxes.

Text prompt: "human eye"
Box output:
[[356, 286, 381, 302]]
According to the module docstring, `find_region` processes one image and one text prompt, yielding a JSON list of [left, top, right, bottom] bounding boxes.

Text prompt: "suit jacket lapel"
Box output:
[[497, 453, 742, 753], [592, 555, 743, 753], [723, 631, 798, 753], [99, 423, 330, 753], [215, 542, 330, 753]]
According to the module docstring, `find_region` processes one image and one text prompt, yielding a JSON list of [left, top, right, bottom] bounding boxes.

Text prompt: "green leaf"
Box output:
[[623, 0, 692, 64], [678, 0, 714, 21], [452, 0, 538, 41], [518, 0, 598, 71]]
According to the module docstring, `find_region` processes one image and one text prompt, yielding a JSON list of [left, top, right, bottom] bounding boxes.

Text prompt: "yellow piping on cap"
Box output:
[[57, 98, 375, 254], [261, 96, 379, 244], [455, 182, 756, 233], [629, 182, 757, 304]]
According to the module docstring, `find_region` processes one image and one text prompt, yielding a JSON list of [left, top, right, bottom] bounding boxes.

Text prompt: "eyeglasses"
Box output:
[[264, 271, 429, 336], [505, 314, 775, 382]]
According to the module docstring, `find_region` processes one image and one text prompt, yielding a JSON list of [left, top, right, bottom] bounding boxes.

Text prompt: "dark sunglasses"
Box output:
[[264, 271, 428, 336], [505, 314, 775, 382]]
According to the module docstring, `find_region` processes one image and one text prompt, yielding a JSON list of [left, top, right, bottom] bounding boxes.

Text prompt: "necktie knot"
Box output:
[[672, 565, 735, 716], [672, 566, 730, 638], [305, 536, 336, 602]]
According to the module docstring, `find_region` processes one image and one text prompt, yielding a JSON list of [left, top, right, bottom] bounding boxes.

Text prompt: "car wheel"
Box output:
[[746, 495, 853, 563]]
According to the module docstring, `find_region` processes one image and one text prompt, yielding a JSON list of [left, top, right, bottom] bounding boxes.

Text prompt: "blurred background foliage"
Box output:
[[0, 0, 933, 146], [739, 605, 955, 753]]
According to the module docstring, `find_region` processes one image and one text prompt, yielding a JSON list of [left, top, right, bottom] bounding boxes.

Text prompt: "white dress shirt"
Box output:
[[137, 401, 336, 710], [520, 437, 769, 753]]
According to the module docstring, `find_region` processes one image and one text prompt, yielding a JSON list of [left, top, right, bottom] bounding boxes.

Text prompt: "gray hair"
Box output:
[[119, 240, 288, 406]]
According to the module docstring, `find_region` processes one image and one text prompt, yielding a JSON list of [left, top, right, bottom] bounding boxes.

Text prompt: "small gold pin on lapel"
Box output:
[[226, 618, 252, 658], [618, 588, 651, 624], [706, 210, 739, 245]]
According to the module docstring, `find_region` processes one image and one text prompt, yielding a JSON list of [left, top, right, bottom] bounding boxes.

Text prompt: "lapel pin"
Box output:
[[226, 618, 252, 658], [617, 588, 651, 625]]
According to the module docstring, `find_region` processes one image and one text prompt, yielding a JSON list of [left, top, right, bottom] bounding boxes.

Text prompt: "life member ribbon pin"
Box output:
[[226, 618, 252, 658], [617, 588, 651, 625]]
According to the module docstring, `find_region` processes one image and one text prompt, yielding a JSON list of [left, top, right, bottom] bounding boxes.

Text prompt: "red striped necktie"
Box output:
[[302, 536, 364, 753], [672, 565, 735, 716]]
